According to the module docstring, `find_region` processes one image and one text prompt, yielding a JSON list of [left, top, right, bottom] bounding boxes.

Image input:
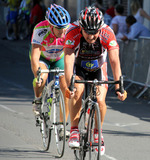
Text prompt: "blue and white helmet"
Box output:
[[45, 4, 71, 28]]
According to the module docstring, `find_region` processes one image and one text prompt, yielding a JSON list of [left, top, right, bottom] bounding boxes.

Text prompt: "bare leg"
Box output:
[[96, 86, 107, 128], [59, 75, 69, 122], [69, 76, 84, 127]]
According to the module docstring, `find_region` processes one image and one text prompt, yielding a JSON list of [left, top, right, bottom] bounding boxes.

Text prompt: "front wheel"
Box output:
[[40, 87, 51, 151], [88, 103, 101, 160], [54, 89, 66, 158]]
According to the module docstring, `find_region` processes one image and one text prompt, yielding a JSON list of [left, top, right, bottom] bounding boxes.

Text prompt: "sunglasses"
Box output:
[[54, 26, 68, 30], [84, 29, 99, 35]]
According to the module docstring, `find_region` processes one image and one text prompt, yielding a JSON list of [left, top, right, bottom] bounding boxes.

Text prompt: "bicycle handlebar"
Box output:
[[36, 67, 64, 83], [69, 75, 125, 94]]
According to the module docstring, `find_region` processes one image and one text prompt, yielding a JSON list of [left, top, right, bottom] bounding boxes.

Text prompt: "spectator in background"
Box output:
[[130, 0, 150, 25], [104, 0, 115, 26], [92, 0, 105, 14], [110, 4, 127, 40], [29, 0, 44, 38], [2, 0, 20, 40], [19, 0, 31, 27], [105, 0, 115, 18], [121, 15, 150, 41]]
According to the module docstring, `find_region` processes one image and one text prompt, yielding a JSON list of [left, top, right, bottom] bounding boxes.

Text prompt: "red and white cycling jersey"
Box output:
[[64, 21, 119, 71], [31, 20, 67, 62]]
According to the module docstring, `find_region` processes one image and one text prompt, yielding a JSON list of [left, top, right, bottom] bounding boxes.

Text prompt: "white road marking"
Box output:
[[115, 123, 139, 127], [0, 104, 23, 114], [104, 154, 117, 160], [104, 122, 139, 127]]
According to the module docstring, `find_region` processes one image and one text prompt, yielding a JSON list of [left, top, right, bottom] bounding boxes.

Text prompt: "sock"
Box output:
[[34, 96, 42, 100], [70, 126, 78, 133]]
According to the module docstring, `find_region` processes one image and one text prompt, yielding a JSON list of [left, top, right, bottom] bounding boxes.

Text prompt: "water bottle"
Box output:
[[55, 75, 59, 89]]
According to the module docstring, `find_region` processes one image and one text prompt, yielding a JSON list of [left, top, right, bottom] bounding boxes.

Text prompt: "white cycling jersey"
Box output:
[[31, 20, 66, 62]]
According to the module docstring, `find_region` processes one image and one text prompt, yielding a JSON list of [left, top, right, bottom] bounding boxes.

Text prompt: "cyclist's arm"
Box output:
[[108, 48, 122, 90], [64, 47, 75, 87], [108, 48, 127, 101], [31, 43, 42, 78]]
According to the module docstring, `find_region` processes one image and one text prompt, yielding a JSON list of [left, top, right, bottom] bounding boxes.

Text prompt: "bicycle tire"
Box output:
[[40, 86, 52, 151], [54, 89, 66, 158], [88, 103, 101, 160]]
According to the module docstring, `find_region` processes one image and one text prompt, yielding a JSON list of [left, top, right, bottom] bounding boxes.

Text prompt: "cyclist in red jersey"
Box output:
[[64, 6, 127, 155]]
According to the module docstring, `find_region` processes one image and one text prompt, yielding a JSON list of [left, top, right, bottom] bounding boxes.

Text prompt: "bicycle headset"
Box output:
[[79, 6, 104, 34], [45, 3, 71, 28]]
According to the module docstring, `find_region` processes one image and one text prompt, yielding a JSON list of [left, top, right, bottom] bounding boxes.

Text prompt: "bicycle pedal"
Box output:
[[35, 120, 41, 127], [35, 116, 42, 126], [71, 147, 80, 150]]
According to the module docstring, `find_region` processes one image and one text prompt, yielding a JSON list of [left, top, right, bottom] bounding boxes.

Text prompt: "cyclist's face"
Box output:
[[82, 29, 100, 44], [53, 26, 67, 38]]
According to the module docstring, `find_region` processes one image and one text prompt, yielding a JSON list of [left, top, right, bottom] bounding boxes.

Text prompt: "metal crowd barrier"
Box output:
[[108, 37, 150, 101]]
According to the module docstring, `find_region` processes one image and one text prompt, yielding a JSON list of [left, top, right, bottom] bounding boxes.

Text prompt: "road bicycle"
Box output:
[[35, 67, 66, 158], [69, 75, 125, 160]]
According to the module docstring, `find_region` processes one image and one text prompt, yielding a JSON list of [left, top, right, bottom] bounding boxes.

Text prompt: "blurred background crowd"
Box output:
[[0, 0, 150, 41]]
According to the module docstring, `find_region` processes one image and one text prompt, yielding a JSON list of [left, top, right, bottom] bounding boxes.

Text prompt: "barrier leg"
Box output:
[[136, 86, 148, 99], [125, 82, 133, 90]]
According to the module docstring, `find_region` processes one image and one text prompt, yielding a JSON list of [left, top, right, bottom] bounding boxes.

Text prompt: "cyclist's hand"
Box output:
[[116, 90, 127, 101], [65, 88, 76, 99]]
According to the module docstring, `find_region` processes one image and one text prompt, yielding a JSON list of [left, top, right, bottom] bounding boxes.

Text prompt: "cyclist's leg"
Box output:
[[69, 75, 84, 127], [33, 61, 48, 98], [68, 75, 84, 148], [96, 86, 107, 128], [92, 62, 108, 128], [94, 63, 108, 155], [69, 65, 86, 128]]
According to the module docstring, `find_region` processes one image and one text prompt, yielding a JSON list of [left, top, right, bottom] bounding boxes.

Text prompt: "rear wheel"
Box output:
[[54, 89, 66, 158]]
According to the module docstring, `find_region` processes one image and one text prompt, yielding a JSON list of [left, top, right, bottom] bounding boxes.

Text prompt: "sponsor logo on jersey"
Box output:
[[33, 39, 40, 44], [109, 40, 117, 46], [81, 60, 99, 69], [50, 38, 54, 43], [38, 29, 47, 37], [65, 40, 75, 45], [46, 48, 63, 54]]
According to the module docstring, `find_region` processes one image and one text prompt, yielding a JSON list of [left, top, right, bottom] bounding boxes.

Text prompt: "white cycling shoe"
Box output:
[[68, 129, 80, 149]]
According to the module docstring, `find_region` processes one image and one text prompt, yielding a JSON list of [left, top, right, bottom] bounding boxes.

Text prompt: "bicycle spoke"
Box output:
[[54, 89, 66, 158], [40, 89, 51, 151]]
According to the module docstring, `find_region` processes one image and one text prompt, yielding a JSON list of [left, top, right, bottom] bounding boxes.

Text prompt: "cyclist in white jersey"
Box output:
[[30, 4, 71, 122]]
